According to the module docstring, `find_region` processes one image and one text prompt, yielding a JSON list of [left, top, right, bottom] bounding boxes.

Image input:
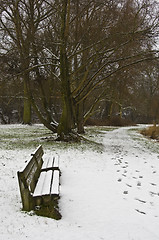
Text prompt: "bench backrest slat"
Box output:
[[17, 145, 44, 210], [24, 156, 43, 189]]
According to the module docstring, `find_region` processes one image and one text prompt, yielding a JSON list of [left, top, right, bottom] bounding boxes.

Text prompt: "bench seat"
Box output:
[[17, 145, 60, 213], [33, 170, 60, 197]]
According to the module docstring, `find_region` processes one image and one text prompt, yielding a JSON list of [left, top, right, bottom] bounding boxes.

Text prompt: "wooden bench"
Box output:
[[17, 145, 60, 214]]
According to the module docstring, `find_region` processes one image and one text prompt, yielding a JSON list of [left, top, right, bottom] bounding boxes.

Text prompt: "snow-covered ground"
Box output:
[[0, 124, 159, 240]]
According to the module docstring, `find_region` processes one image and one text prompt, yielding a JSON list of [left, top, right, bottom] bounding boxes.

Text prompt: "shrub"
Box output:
[[85, 116, 134, 127], [141, 125, 159, 140]]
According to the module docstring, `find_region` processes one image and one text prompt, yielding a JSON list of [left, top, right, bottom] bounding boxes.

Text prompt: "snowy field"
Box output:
[[0, 124, 159, 240]]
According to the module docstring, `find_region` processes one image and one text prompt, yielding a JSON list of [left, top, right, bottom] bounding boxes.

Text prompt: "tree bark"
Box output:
[[77, 102, 85, 134], [23, 76, 31, 124], [57, 0, 75, 140]]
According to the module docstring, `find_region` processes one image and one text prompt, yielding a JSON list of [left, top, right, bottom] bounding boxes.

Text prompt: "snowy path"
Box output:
[[100, 127, 159, 239], [103, 127, 159, 215], [0, 125, 159, 240]]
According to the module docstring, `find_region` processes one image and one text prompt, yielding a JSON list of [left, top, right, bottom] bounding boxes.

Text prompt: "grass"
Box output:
[[0, 124, 51, 150], [128, 126, 159, 154], [0, 124, 116, 152]]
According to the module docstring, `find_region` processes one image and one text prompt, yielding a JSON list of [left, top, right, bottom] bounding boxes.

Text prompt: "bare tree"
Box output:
[[0, 0, 159, 140]]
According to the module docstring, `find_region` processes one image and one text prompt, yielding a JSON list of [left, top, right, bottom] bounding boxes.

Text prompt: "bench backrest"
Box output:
[[17, 145, 44, 211]]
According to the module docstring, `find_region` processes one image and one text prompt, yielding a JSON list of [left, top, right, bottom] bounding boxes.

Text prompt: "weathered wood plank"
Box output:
[[53, 155, 59, 169], [33, 171, 46, 197], [41, 156, 54, 171], [41, 170, 53, 196], [31, 145, 43, 156], [51, 170, 60, 195], [23, 145, 43, 180]]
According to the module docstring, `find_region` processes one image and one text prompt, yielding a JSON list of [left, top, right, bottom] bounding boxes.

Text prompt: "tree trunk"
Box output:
[[23, 77, 31, 124], [77, 102, 85, 134], [57, 0, 76, 140], [57, 94, 74, 138], [57, 42, 75, 137]]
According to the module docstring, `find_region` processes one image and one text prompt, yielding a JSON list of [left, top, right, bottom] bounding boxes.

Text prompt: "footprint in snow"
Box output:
[[135, 198, 146, 203], [118, 178, 122, 182], [122, 165, 128, 169], [137, 181, 142, 187], [149, 191, 159, 196], [123, 191, 128, 194], [150, 182, 157, 186], [115, 163, 120, 166], [132, 176, 137, 179], [135, 209, 146, 215], [126, 183, 132, 187]]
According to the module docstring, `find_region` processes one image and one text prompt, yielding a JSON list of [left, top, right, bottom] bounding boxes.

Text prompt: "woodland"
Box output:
[[0, 0, 159, 140]]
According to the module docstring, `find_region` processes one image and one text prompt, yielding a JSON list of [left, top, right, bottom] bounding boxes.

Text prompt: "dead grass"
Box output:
[[140, 124, 159, 140]]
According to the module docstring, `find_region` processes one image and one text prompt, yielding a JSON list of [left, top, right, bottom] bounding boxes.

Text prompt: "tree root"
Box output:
[[56, 132, 81, 142]]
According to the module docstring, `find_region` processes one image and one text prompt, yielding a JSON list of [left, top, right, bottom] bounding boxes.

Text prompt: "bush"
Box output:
[[85, 116, 134, 127], [85, 118, 108, 126], [107, 116, 134, 126], [141, 124, 159, 140]]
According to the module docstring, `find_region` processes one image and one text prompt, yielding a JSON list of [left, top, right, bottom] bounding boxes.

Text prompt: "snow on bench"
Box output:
[[33, 168, 60, 197], [41, 155, 59, 171], [17, 145, 60, 214]]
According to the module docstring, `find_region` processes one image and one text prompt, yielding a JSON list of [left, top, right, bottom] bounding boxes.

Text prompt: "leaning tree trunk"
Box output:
[[22, 72, 58, 132]]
